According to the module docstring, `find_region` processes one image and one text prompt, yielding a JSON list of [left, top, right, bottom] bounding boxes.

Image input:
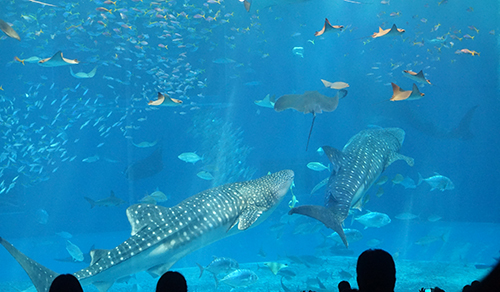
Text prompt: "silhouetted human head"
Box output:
[[339, 280, 354, 292], [156, 271, 187, 292], [49, 274, 83, 292], [356, 249, 396, 292]]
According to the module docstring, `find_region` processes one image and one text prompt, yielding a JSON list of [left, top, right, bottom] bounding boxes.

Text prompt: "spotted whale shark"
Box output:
[[1, 170, 294, 292], [289, 128, 413, 247]]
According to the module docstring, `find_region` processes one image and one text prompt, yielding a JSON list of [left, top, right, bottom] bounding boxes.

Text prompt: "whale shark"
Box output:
[[289, 128, 413, 247], [1, 170, 294, 292]]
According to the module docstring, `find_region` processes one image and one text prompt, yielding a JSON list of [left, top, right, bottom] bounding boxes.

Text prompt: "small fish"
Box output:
[[197, 170, 214, 180], [427, 214, 442, 222], [375, 175, 389, 185], [197, 257, 239, 286], [307, 162, 330, 172], [460, 48, 480, 56], [320, 79, 349, 90], [288, 193, 299, 209], [375, 187, 384, 198], [149, 189, 168, 202], [56, 231, 73, 239], [220, 269, 258, 288], [418, 173, 454, 191], [82, 155, 99, 163], [292, 47, 304, 58], [392, 174, 404, 184], [178, 152, 202, 164], [65, 240, 84, 262], [355, 211, 391, 229]]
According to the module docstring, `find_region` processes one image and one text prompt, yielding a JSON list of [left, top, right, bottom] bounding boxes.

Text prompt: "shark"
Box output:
[[289, 128, 413, 247], [1, 170, 294, 292]]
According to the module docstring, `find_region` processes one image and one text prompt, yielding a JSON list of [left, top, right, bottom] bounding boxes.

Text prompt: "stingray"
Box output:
[[254, 93, 276, 108], [70, 66, 97, 78], [371, 24, 405, 38], [124, 147, 163, 181], [314, 18, 343, 36], [403, 70, 432, 85], [274, 90, 347, 151], [38, 51, 79, 67], [0, 19, 20, 41], [390, 83, 424, 101]]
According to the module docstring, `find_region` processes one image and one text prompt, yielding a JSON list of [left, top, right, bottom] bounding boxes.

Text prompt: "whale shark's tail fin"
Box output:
[[0, 237, 59, 292], [289, 205, 348, 248]]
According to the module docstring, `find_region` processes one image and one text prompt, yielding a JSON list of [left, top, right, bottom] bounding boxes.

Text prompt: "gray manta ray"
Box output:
[[1, 170, 294, 292], [289, 128, 413, 247]]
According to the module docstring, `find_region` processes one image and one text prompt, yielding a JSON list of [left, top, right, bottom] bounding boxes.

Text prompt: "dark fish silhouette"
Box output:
[[124, 147, 163, 180], [274, 90, 347, 151]]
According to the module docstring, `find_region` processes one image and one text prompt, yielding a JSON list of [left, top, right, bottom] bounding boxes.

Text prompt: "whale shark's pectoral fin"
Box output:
[[228, 207, 264, 231], [322, 146, 345, 174], [0, 237, 60, 292], [289, 205, 348, 248], [93, 281, 114, 292], [147, 262, 175, 278], [387, 152, 414, 168]]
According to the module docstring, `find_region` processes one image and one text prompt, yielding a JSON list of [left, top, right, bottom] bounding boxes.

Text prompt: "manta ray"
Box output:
[[289, 128, 413, 247], [371, 24, 405, 38], [403, 70, 432, 85], [315, 18, 343, 36], [390, 83, 424, 101], [70, 66, 98, 78], [1, 170, 294, 292], [38, 51, 79, 67], [0, 18, 20, 41]]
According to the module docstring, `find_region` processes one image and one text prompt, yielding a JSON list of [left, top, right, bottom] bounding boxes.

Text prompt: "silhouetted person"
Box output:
[[339, 280, 355, 292], [49, 274, 83, 292], [462, 261, 500, 292], [156, 271, 187, 292], [356, 249, 396, 292]]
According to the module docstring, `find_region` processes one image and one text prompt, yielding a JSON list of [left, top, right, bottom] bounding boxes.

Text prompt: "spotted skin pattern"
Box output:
[[290, 128, 413, 247], [1, 170, 294, 292]]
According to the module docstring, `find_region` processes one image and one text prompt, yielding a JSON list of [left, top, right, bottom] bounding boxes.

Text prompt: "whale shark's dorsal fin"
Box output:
[[90, 249, 112, 266], [322, 146, 344, 174], [127, 204, 168, 235]]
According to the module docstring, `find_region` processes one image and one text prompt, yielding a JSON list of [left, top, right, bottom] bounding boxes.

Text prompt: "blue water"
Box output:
[[0, 0, 499, 291]]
